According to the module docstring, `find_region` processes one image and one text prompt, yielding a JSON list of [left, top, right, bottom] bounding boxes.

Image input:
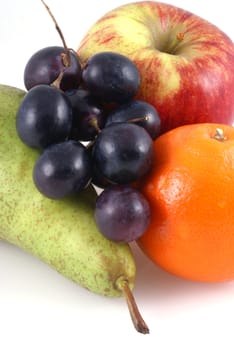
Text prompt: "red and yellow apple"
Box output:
[[77, 1, 234, 133]]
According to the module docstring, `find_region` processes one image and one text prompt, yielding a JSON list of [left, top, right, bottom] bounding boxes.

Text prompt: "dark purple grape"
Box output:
[[16, 85, 72, 149], [66, 89, 106, 141], [92, 123, 154, 185], [105, 100, 161, 139], [91, 163, 111, 189], [33, 140, 92, 199], [86, 143, 111, 189], [82, 52, 140, 103], [24, 46, 82, 91], [94, 185, 151, 242]]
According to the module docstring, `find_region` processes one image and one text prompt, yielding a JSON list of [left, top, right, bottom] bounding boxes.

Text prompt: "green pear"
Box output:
[[0, 84, 136, 297]]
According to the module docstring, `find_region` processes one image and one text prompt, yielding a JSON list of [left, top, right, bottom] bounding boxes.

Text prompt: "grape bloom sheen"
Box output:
[[82, 51, 140, 103], [16, 85, 72, 149], [33, 140, 92, 199], [92, 122, 154, 184], [66, 89, 105, 141], [105, 100, 161, 140], [94, 186, 151, 242], [24, 46, 82, 91]]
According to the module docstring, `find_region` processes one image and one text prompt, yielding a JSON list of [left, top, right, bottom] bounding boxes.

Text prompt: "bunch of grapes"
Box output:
[[16, 39, 161, 243]]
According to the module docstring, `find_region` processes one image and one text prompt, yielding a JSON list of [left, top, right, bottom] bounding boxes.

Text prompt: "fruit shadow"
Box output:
[[129, 241, 234, 305]]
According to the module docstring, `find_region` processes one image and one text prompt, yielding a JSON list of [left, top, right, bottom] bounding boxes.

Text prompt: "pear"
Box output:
[[0, 83, 136, 296], [0, 84, 149, 333]]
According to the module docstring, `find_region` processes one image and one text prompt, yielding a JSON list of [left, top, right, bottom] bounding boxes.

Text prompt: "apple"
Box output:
[[77, 1, 234, 133]]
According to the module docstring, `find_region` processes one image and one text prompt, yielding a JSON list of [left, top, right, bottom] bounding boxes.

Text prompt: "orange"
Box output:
[[138, 123, 234, 282]]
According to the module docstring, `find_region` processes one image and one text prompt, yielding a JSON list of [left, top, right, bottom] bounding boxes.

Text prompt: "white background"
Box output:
[[0, 1, 234, 349]]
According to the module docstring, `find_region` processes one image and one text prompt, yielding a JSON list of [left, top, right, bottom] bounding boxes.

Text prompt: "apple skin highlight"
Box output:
[[78, 1, 234, 133]]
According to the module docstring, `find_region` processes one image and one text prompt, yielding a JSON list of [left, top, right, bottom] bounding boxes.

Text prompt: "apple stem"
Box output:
[[40, 0, 71, 67], [115, 277, 150, 334], [176, 32, 185, 41], [165, 33, 186, 55]]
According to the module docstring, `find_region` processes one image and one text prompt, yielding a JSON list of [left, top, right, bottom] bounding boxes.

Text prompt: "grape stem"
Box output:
[[115, 277, 150, 334], [88, 117, 101, 133], [40, 0, 71, 67], [51, 69, 65, 89], [128, 116, 149, 124]]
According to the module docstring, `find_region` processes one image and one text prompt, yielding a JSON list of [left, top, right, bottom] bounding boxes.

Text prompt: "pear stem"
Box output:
[[40, 0, 71, 67], [116, 277, 150, 334]]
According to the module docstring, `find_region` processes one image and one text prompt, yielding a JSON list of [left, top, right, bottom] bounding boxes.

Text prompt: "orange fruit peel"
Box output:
[[138, 123, 234, 282]]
